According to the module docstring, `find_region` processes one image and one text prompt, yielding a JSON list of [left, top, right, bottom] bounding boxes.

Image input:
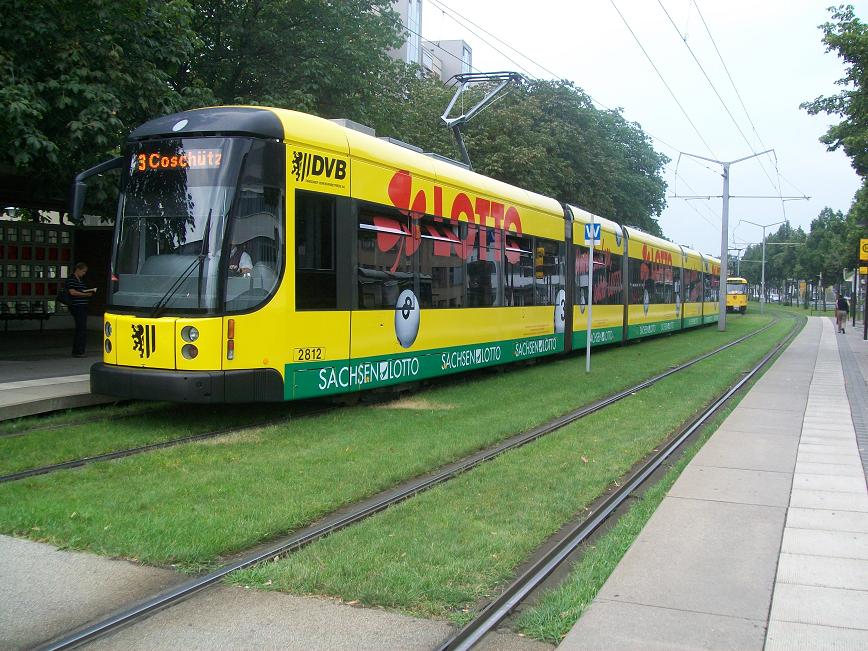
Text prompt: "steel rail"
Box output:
[[435, 314, 803, 651], [37, 318, 782, 650]]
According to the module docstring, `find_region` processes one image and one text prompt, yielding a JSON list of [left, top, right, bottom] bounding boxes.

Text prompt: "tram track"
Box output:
[[35, 316, 789, 650], [435, 312, 803, 651], [4, 319, 778, 486], [0, 404, 333, 484]]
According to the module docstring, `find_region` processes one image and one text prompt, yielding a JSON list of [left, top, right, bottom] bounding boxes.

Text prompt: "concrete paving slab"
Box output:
[[797, 451, 863, 466], [798, 443, 859, 456], [776, 553, 868, 590], [799, 438, 857, 450], [595, 498, 784, 620], [715, 407, 804, 436], [800, 428, 857, 440], [765, 620, 868, 651], [789, 488, 868, 512], [667, 466, 792, 507], [84, 584, 459, 651], [557, 599, 765, 651], [786, 507, 868, 533], [795, 461, 866, 477], [737, 389, 809, 412], [792, 473, 868, 493], [769, 583, 868, 631], [690, 430, 798, 473], [0, 535, 179, 650], [781, 528, 868, 560]]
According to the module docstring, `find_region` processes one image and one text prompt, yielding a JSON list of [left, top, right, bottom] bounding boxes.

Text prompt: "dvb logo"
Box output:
[[292, 151, 347, 183]]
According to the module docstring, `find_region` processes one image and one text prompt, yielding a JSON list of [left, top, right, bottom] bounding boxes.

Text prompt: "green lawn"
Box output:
[[0, 315, 776, 572], [228, 317, 797, 623], [0, 402, 295, 476]]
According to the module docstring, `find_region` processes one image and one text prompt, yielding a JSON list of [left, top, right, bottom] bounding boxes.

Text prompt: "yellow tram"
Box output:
[[726, 277, 749, 314], [75, 107, 720, 402]]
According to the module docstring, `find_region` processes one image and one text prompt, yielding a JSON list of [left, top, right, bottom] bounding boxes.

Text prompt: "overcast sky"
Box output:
[[421, 0, 865, 258]]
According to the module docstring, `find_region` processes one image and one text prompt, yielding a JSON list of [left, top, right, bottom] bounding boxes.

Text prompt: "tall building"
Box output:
[[428, 40, 472, 82], [390, 0, 423, 66], [390, 1, 473, 83]]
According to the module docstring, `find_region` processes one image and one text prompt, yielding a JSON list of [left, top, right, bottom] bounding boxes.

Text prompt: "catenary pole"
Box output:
[[586, 214, 595, 373], [678, 150, 774, 331], [741, 219, 785, 315]]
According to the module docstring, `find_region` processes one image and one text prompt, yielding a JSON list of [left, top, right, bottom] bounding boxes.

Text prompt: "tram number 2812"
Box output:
[[294, 347, 325, 362]]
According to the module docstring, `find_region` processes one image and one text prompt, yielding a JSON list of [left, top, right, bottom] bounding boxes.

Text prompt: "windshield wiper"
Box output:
[[196, 210, 212, 308], [149, 255, 203, 319]]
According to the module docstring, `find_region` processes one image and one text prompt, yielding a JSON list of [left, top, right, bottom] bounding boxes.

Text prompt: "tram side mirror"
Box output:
[[71, 181, 88, 222], [69, 156, 125, 223]]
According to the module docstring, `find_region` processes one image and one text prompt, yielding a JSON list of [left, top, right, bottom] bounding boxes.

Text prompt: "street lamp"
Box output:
[[741, 219, 785, 314]]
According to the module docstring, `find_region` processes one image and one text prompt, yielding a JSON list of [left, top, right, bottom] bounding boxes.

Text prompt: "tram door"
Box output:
[[291, 191, 353, 376]]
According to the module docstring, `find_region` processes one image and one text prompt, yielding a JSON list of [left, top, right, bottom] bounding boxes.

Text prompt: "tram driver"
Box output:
[[228, 242, 253, 277]]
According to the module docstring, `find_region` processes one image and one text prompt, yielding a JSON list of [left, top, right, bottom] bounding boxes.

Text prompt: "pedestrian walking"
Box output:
[[835, 292, 849, 334], [66, 262, 97, 357]]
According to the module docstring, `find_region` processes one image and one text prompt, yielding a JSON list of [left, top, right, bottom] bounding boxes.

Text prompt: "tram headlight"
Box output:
[[181, 326, 199, 343], [181, 344, 199, 360], [104, 322, 112, 338], [104, 340, 112, 353]]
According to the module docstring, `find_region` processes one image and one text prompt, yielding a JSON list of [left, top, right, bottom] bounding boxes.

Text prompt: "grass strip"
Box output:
[[0, 401, 166, 437], [0, 316, 773, 571], [227, 318, 794, 623], [0, 402, 295, 476]]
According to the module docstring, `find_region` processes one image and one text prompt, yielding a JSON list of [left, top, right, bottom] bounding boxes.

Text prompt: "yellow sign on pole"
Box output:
[[861, 266, 868, 275], [861, 239, 868, 261]]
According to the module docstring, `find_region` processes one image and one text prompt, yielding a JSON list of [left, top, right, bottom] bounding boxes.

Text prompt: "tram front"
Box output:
[[83, 108, 287, 402]]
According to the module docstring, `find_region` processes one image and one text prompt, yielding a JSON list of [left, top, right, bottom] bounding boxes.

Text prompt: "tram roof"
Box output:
[[566, 205, 622, 235], [621, 225, 681, 255], [129, 106, 565, 220]]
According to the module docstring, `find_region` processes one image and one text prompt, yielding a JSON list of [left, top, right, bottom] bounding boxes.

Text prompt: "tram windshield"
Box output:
[[111, 137, 284, 314], [726, 281, 748, 295]]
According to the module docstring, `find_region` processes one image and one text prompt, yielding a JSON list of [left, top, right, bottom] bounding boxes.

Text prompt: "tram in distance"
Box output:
[[74, 106, 721, 403], [726, 277, 749, 314]]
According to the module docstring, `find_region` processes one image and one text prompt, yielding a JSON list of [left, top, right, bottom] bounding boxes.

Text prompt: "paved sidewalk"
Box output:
[[0, 329, 110, 420], [558, 317, 868, 650]]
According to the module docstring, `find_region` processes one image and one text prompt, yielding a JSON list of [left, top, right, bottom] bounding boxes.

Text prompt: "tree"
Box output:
[[798, 208, 850, 286], [177, 0, 406, 127], [389, 79, 669, 235], [0, 0, 205, 215], [801, 5, 868, 178]]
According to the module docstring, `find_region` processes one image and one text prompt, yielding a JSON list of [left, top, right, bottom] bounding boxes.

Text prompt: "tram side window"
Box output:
[[418, 217, 464, 308], [534, 238, 564, 306], [576, 245, 622, 306], [466, 224, 502, 307], [224, 188, 284, 312], [358, 209, 414, 309], [684, 269, 703, 302], [627, 256, 677, 305], [295, 191, 336, 310], [505, 234, 534, 306], [704, 272, 720, 303]]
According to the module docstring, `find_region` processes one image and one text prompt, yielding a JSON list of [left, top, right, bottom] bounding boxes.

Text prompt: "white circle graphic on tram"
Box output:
[[395, 289, 420, 348], [554, 289, 566, 333], [643, 289, 650, 316], [172, 119, 189, 132]]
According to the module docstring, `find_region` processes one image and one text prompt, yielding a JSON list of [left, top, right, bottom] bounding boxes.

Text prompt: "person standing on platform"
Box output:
[[66, 262, 97, 357], [836, 292, 849, 333]]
